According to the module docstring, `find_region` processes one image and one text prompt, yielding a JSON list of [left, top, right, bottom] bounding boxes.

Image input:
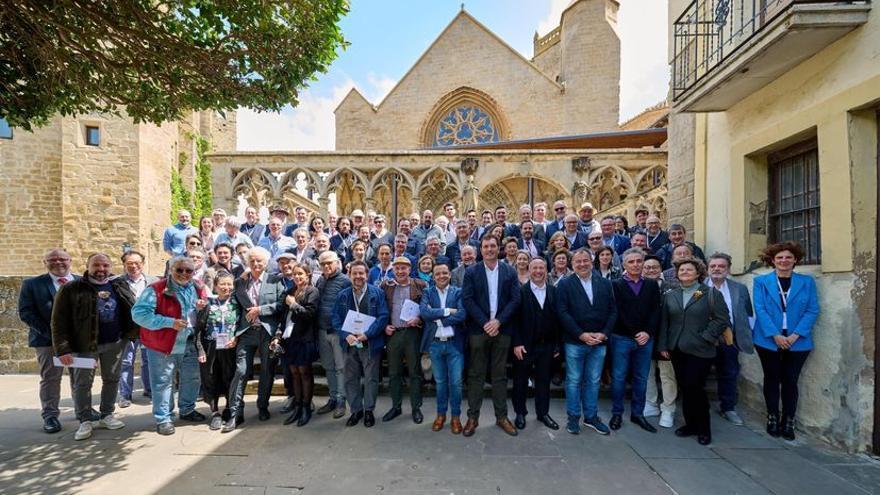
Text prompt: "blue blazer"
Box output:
[[518, 238, 546, 257], [18, 273, 79, 347], [606, 234, 631, 256], [556, 273, 618, 345], [752, 271, 819, 352], [461, 262, 522, 336], [332, 284, 389, 357], [419, 285, 467, 353], [568, 232, 589, 251]]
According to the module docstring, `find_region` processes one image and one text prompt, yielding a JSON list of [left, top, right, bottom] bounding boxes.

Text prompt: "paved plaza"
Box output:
[[0, 374, 878, 495]]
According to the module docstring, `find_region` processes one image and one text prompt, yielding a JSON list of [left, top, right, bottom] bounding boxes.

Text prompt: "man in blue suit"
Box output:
[[461, 234, 522, 437], [557, 248, 618, 435], [561, 214, 589, 251], [445, 220, 479, 269], [420, 263, 467, 433], [599, 216, 631, 256], [18, 248, 79, 434], [333, 261, 389, 428], [517, 220, 545, 259]]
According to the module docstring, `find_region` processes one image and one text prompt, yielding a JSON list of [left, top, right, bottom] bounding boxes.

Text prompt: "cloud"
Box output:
[[618, 0, 669, 122], [537, 0, 571, 37], [236, 73, 396, 151]]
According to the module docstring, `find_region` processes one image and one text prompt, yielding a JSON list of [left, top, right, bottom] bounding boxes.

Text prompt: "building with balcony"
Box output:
[[667, 0, 877, 452]]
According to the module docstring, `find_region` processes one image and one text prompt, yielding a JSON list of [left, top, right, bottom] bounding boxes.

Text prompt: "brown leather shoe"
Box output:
[[462, 417, 478, 437], [496, 417, 519, 436], [451, 416, 463, 435], [431, 415, 446, 432]]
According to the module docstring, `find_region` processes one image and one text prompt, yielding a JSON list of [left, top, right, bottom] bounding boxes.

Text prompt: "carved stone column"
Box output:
[[318, 197, 330, 219], [460, 157, 480, 213]]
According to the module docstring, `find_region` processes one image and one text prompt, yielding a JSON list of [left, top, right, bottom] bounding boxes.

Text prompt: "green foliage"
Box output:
[[1, 1, 349, 130], [171, 135, 213, 223], [193, 136, 213, 220], [170, 158, 193, 223]]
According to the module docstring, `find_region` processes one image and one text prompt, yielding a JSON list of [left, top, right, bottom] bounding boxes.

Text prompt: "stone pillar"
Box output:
[[409, 197, 421, 217], [318, 197, 330, 220]]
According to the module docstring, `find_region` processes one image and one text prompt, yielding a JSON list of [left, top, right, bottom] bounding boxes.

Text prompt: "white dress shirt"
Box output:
[[49, 272, 73, 291], [126, 274, 148, 299], [524, 239, 539, 258], [435, 286, 454, 338], [578, 275, 594, 304], [485, 262, 500, 319], [712, 278, 734, 326], [530, 282, 547, 309]]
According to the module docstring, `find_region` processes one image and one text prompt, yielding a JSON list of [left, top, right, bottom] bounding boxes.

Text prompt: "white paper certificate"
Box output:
[[53, 357, 97, 369], [399, 299, 421, 322], [341, 310, 375, 335], [215, 333, 231, 348]]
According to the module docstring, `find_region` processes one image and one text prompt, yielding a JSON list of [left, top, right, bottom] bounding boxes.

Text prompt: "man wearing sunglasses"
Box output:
[[544, 200, 569, 240], [133, 255, 210, 435]]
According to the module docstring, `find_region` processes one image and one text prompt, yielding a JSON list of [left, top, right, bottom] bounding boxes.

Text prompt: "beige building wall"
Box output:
[[0, 118, 63, 274], [335, 1, 620, 151], [669, 1, 879, 451]]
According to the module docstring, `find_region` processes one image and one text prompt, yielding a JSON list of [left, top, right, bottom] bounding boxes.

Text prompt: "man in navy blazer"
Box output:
[[561, 214, 589, 251], [599, 216, 631, 256], [461, 234, 522, 437], [517, 220, 545, 259], [419, 263, 467, 433], [18, 248, 79, 434], [557, 248, 618, 435], [445, 220, 480, 269]]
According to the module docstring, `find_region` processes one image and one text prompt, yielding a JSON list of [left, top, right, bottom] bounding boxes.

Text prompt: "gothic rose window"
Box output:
[[433, 106, 499, 147]]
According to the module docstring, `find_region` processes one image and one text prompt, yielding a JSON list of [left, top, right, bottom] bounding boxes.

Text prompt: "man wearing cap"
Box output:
[[212, 209, 228, 237], [577, 203, 601, 236], [257, 217, 296, 274], [350, 209, 366, 233], [379, 256, 428, 423], [314, 251, 351, 418]]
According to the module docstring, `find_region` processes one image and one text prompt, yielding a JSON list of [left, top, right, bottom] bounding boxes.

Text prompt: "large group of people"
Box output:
[[18, 200, 820, 446]]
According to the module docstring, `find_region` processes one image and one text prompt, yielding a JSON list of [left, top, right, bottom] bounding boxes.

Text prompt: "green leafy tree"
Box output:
[[1, 1, 348, 130], [192, 136, 213, 219]]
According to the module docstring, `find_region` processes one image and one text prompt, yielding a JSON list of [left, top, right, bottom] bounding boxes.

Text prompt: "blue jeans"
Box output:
[[429, 340, 464, 416], [564, 343, 606, 419], [119, 339, 151, 400], [610, 334, 652, 416], [146, 341, 201, 425]]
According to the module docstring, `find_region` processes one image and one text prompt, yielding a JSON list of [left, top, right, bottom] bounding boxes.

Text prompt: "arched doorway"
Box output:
[[478, 176, 567, 212]]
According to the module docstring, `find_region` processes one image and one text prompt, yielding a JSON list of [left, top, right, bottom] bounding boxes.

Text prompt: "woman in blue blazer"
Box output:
[[752, 242, 819, 441]]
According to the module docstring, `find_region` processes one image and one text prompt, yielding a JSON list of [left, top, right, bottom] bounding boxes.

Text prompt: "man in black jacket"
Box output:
[[52, 253, 137, 440], [511, 258, 560, 431], [609, 248, 660, 433]]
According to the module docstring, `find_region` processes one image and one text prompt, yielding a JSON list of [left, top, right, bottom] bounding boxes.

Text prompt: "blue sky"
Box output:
[[238, 0, 669, 151]]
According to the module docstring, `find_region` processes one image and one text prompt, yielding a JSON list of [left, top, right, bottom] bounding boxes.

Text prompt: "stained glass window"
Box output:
[[433, 106, 499, 147]]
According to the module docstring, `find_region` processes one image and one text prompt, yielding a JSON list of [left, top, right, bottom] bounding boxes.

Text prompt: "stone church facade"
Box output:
[[209, 0, 668, 223]]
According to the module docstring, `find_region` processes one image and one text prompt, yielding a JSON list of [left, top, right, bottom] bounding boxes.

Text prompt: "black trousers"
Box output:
[[671, 350, 713, 436], [198, 339, 236, 410], [467, 333, 511, 419], [512, 344, 553, 417], [756, 347, 810, 418]]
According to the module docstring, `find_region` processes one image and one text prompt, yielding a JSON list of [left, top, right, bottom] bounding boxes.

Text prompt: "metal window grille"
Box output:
[[768, 139, 821, 264]]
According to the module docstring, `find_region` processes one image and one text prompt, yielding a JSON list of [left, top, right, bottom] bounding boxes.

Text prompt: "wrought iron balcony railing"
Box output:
[[671, 0, 864, 103]]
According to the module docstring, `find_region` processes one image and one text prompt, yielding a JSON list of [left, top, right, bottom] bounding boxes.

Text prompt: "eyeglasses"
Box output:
[[174, 268, 194, 274], [554, 207, 566, 211], [319, 261, 335, 266], [187, 241, 202, 246]]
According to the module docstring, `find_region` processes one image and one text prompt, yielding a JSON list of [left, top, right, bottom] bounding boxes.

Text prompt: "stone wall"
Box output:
[[0, 277, 37, 373], [0, 118, 63, 275]]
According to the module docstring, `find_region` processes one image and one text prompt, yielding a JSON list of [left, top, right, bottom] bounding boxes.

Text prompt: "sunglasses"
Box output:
[[589, 237, 602, 241], [319, 261, 335, 266], [175, 268, 194, 274], [188, 241, 202, 245], [554, 207, 566, 211]]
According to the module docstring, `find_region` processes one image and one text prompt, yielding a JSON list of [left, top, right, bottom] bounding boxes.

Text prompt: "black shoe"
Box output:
[[258, 408, 270, 421], [316, 400, 337, 415], [697, 434, 712, 445], [283, 404, 303, 425], [382, 406, 402, 422], [235, 415, 245, 426], [346, 411, 364, 427], [781, 416, 796, 441], [609, 414, 623, 431], [631, 415, 657, 433], [43, 417, 62, 434], [514, 414, 526, 430], [364, 411, 375, 428], [766, 414, 781, 437], [180, 410, 207, 422], [412, 408, 424, 424], [280, 398, 296, 414], [674, 426, 695, 437], [551, 373, 563, 386], [297, 406, 312, 427], [537, 415, 559, 430]]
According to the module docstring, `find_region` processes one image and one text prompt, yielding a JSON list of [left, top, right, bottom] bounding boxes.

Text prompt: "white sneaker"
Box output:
[[659, 411, 674, 428], [74, 421, 93, 441], [118, 398, 131, 408], [97, 414, 125, 430], [643, 402, 661, 417]]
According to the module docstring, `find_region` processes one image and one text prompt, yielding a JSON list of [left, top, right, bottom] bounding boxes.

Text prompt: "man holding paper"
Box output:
[[332, 260, 389, 428], [52, 253, 138, 441], [378, 256, 427, 424]]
